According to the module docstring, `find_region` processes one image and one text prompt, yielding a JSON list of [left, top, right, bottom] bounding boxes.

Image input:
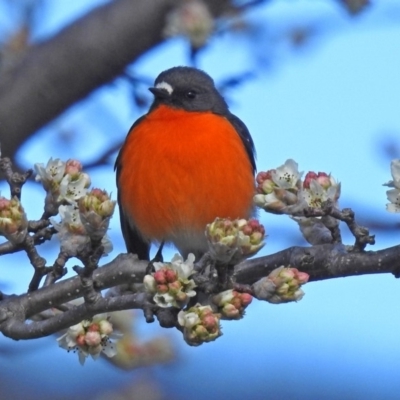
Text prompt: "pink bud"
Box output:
[[241, 225, 253, 236], [222, 219, 233, 228], [316, 172, 331, 189], [65, 159, 82, 177], [248, 219, 260, 230], [85, 331, 101, 346], [76, 334, 86, 347], [303, 171, 318, 189], [156, 284, 169, 294], [240, 293, 253, 306], [87, 323, 100, 332], [256, 170, 274, 185], [168, 281, 182, 293], [202, 314, 218, 330], [90, 188, 105, 198], [153, 270, 166, 284], [0, 198, 11, 209], [165, 269, 178, 283], [296, 271, 310, 284], [231, 297, 242, 310], [200, 307, 213, 317]]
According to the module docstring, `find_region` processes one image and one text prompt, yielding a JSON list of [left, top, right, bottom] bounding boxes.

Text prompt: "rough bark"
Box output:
[[0, 243, 398, 340]]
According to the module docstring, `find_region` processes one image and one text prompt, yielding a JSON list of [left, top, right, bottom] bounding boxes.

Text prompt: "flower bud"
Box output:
[[156, 284, 169, 294], [213, 289, 253, 320], [57, 313, 118, 365], [178, 304, 222, 346], [168, 280, 182, 294], [0, 196, 28, 243], [256, 170, 276, 194], [65, 159, 83, 178], [252, 266, 309, 304], [165, 268, 178, 283], [85, 331, 101, 346], [222, 303, 240, 319], [143, 275, 157, 292], [206, 217, 266, 264], [302, 171, 340, 208], [143, 254, 197, 308], [99, 320, 113, 336], [153, 270, 167, 284]]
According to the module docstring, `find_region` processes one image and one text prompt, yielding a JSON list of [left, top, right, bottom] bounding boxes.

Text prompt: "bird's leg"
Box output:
[[145, 241, 165, 274], [215, 262, 229, 290]]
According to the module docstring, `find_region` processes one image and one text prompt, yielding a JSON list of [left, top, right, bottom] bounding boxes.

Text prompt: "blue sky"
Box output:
[[1, 1, 400, 399]]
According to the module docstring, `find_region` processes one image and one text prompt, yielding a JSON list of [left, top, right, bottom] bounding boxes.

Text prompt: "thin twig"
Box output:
[[28, 219, 50, 232], [74, 240, 104, 304], [43, 251, 69, 286], [0, 156, 32, 200], [303, 201, 375, 251], [22, 235, 51, 292]]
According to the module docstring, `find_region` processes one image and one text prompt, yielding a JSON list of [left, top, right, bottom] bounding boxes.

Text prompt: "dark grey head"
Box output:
[[149, 66, 229, 114]]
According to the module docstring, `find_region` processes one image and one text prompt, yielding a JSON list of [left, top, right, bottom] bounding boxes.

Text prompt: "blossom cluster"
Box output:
[[35, 158, 91, 208], [143, 254, 197, 308], [253, 159, 302, 213], [213, 289, 252, 320], [36, 159, 116, 256], [254, 159, 340, 213], [206, 217, 265, 264], [57, 314, 118, 365], [143, 255, 235, 346], [254, 159, 340, 245], [302, 171, 340, 209], [252, 266, 310, 304], [178, 304, 222, 346], [0, 195, 28, 244]]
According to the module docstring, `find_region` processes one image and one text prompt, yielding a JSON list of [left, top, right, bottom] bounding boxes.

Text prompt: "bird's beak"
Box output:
[[149, 87, 171, 99]]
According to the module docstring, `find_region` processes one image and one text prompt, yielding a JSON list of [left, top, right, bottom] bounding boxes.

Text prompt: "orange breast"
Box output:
[[118, 105, 255, 244]]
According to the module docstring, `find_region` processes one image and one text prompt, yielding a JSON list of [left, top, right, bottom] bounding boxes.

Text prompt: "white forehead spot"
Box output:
[[155, 81, 173, 94]]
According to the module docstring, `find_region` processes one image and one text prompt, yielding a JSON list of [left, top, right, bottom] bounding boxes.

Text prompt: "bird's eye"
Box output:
[[185, 90, 197, 99]]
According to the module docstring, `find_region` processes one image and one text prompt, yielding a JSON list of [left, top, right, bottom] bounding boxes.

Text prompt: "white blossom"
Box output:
[[57, 314, 119, 365], [384, 159, 400, 189], [34, 158, 66, 187], [271, 159, 303, 190]]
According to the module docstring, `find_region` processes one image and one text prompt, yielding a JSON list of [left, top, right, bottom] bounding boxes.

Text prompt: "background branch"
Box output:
[[0, 0, 237, 163], [0, 242, 399, 341]]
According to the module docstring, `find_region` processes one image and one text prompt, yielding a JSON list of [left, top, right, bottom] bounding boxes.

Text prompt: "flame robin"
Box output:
[[115, 66, 256, 260]]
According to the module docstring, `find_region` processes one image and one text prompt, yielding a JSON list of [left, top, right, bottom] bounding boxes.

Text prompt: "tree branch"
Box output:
[[233, 243, 398, 284], [0, 243, 399, 340], [0, 0, 233, 162], [1, 293, 148, 340]]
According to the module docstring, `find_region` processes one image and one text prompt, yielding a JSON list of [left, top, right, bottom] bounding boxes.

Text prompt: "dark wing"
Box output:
[[226, 113, 256, 174], [114, 116, 150, 260]]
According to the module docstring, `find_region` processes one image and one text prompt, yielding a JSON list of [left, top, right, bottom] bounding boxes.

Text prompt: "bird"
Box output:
[[115, 66, 256, 261]]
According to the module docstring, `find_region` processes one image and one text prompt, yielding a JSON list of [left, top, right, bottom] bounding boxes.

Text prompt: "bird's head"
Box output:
[[149, 66, 228, 114]]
